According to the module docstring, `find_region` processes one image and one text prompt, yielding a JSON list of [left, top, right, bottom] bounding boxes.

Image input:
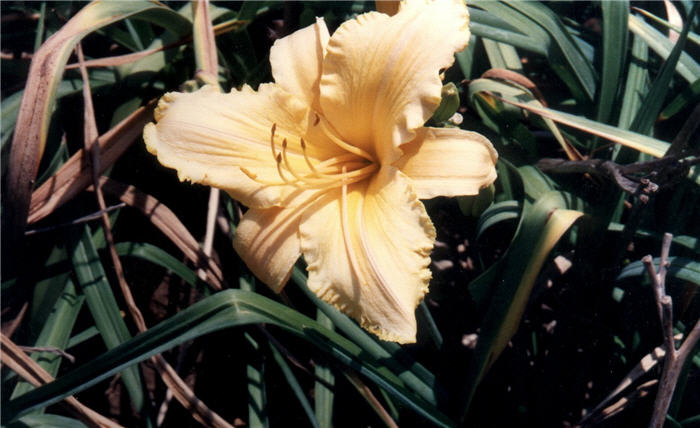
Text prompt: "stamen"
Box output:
[[300, 138, 321, 176], [270, 123, 281, 166], [281, 138, 307, 182], [240, 167, 286, 186], [275, 153, 297, 186], [240, 120, 378, 191], [340, 165, 363, 286], [319, 118, 375, 162]]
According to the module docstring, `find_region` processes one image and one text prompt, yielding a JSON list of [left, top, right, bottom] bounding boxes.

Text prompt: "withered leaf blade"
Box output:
[[4, 1, 189, 254]]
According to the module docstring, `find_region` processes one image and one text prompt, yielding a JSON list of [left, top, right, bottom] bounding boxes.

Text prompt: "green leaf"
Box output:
[[631, 7, 700, 47], [9, 414, 88, 428], [494, 94, 671, 157], [66, 225, 144, 413], [462, 192, 583, 420], [472, 0, 596, 102], [629, 3, 699, 136], [660, 78, 700, 120], [290, 268, 441, 407], [616, 33, 649, 132], [597, 1, 629, 125], [12, 280, 84, 401], [4, 290, 454, 428], [315, 310, 335, 428], [503, 1, 597, 100], [114, 242, 202, 288], [475, 200, 521, 242], [617, 257, 700, 288], [468, 8, 545, 55], [269, 340, 320, 428], [245, 333, 269, 428], [628, 14, 700, 84]]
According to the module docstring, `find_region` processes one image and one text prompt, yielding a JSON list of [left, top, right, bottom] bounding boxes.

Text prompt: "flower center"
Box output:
[[241, 120, 378, 191]]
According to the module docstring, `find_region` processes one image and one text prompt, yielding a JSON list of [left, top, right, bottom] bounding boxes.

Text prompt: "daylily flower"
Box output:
[[143, 0, 497, 343]]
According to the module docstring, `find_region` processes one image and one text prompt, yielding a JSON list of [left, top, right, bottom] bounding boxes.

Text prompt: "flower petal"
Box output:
[[270, 17, 330, 111], [233, 202, 307, 292], [299, 167, 436, 343], [144, 84, 323, 208], [320, 0, 470, 165], [395, 127, 498, 199]]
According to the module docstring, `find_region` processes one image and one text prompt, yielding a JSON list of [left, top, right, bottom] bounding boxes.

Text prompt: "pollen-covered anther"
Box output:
[[242, 121, 378, 191]]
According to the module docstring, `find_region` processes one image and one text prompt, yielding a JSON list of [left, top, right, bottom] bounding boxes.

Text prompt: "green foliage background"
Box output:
[[2, 1, 699, 427]]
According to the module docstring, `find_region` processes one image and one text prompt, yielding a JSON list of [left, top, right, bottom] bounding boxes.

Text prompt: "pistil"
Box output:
[[241, 122, 378, 192]]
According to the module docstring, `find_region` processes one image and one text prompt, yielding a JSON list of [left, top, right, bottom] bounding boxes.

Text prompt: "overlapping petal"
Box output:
[[319, 0, 470, 165], [270, 17, 330, 111], [232, 195, 313, 291], [396, 127, 498, 199], [299, 167, 435, 343], [144, 84, 325, 208]]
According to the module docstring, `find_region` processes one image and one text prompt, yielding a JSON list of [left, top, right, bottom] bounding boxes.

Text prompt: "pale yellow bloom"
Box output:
[[143, 0, 497, 343]]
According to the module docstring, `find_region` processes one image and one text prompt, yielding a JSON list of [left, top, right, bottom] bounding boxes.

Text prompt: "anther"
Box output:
[[270, 123, 279, 161]]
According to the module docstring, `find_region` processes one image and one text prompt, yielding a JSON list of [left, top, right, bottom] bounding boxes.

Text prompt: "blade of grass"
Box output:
[[343, 371, 398, 428], [505, 0, 597, 99], [268, 340, 320, 428], [660, 78, 700, 120], [628, 14, 700, 84], [470, 77, 584, 160], [462, 192, 584, 420], [617, 33, 649, 131], [315, 310, 335, 428], [14, 414, 89, 428], [4, 290, 455, 428], [12, 280, 84, 400], [617, 257, 700, 287], [417, 302, 443, 349], [629, 3, 699, 136], [1, 334, 124, 428], [1, 74, 116, 152], [98, 177, 225, 290], [631, 7, 700, 46], [468, 8, 545, 55], [597, 0, 629, 126], [473, 0, 596, 102], [32, 2, 46, 53], [493, 94, 671, 157], [291, 268, 440, 406], [114, 242, 202, 288], [245, 332, 269, 428], [66, 225, 145, 413]]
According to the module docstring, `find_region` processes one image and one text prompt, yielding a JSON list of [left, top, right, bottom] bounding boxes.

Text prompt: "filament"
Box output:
[[243, 122, 377, 191]]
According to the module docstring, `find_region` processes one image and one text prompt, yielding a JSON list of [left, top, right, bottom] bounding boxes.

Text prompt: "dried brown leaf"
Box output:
[[96, 177, 225, 290], [29, 100, 157, 224], [1, 333, 125, 428]]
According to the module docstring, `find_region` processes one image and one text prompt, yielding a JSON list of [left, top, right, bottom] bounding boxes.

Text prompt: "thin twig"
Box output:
[[24, 203, 125, 236], [76, 43, 147, 331], [192, 0, 221, 282], [17, 345, 76, 364], [1, 334, 124, 428], [644, 233, 699, 428], [2, 302, 28, 339], [78, 42, 233, 428]]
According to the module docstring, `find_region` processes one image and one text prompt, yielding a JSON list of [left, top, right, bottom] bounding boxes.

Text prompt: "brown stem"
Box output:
[[646, 233, 697, 428]]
